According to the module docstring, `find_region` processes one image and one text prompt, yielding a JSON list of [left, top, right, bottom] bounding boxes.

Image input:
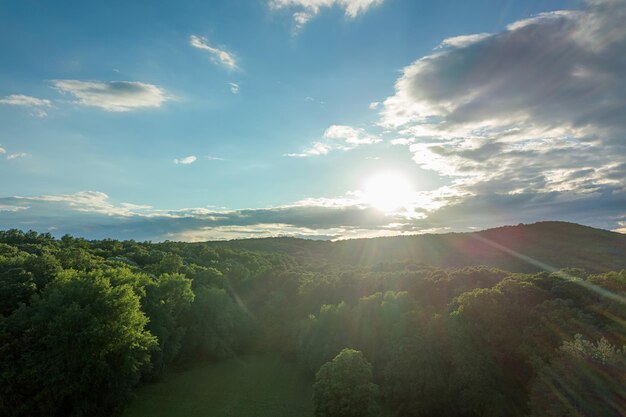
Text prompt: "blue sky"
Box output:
[[1, 0, 625, 241]]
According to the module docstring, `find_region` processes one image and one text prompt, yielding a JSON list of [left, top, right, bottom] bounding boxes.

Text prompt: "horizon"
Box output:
[[2, 0, 625, 241], [1, 220, 618, 244]]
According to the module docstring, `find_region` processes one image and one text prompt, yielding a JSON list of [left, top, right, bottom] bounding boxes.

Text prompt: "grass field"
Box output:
[[122, 355, 314, 417]]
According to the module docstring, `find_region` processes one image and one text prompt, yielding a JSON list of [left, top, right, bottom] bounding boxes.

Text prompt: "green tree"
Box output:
[[143, 273, 194, 377], [384, 314, 453, 417], [182, 286, 249, 359], [529, 334, 626, 417], [313, 349, 379, 417], [0, 270, 156, 417]]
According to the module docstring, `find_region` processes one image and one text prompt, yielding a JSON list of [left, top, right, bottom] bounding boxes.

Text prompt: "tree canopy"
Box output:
[[0, 228, 624, 417], [313, 349, 379, 417]]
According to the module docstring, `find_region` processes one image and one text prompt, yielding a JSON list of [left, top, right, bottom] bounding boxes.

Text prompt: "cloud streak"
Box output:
[[190, 35, 238, 70], [269, 0, 385, 30], [0, 94, 51, 117], [51, 80, 170, 112], [7, 152, 30, 160], [174, 155, 197, 165], [287, 124, 381, 157]]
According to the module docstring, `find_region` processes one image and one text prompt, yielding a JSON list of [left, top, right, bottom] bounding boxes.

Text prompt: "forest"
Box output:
[[0, 223, 625, 417]]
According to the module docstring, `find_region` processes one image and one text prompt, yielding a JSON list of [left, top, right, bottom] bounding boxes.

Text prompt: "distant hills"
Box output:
[[209, 221, 626, 273]]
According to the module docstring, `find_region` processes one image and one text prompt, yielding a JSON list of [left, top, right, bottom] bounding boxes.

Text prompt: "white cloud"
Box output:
[[0, 94, 52, 117], [52, 80, 169, 112], [376, 0, 626, 232], [0, 94, 51, 107], [26, 191, 146, 217], [174, 155, 197, 165], [390, 138, 415, 145], [324, 125, 380, 145], [286, 124, 381, 157], [293, 11, 313, 28], [204, 155, 225, 161], [286, 141, 331, 157], [7, 152, 30, 160], [229, 82, 240, 94], [190, 35, 238, 70], [0, 204, 29, 212], [438, 33, 491, 49], [269, 0, 385, 29], [368, 101, 380, 110], [0, 145, 30, 160]]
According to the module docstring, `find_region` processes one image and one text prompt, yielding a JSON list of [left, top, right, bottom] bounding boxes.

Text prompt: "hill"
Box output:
[[210, 221, 626, 273]]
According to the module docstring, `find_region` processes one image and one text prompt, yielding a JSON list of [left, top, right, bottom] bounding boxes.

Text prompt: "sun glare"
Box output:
[[361, 172, 414, 212]]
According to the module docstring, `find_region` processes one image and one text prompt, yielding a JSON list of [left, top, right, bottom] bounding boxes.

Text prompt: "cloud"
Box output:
[[23, 191, 151, 217], [0, 204, 29, 212], [368, 101, 380, 110], [51, 80, 169, 112], [390, 137, 415, 145], [437, 33, 491, 49], [7, 152, 30, 160], [174, 155, 197, 165], [0, 145, 30, 160], [0, 191, 386, 241], [324, 125, 380, 145], [190, 35, 238, 70], [229, 82, 240, 94], [382, 1, 626, 132], [287, 124, 381, 157], [376, 0, 626, 232], [0, 94, 52, 117], [286, 141, 331, 157], [0, 94, 51, 107], [269, 0, 385, 30], [1, 185, 622, 242], [204, 155, 225, 161]]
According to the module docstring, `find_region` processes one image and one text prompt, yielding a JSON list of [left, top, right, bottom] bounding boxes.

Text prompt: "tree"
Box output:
[[143, 273, 194, 378], [313, 349, 379, 417], [181, 286, 250, 359], [384, 315, 453, 417], [0, 270, 156, 417], [529, 334, 626, 417]]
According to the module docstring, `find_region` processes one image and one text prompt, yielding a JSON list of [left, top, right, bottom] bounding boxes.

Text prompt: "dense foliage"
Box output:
[[313, 349, 379, 417], [0, 228, 624, 416]]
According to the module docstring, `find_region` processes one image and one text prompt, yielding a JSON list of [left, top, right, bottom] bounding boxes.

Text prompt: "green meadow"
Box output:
[[122, 355, 313, 417]]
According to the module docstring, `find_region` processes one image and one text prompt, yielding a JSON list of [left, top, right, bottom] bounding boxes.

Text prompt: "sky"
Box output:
[[1, 0, 625, 241]]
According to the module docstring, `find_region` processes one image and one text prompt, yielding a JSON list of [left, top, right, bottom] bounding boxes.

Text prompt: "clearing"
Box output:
[[122, 355, 313, 417]]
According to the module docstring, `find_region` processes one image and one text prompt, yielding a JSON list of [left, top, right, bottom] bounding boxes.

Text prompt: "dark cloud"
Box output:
[[0, 185, 624, 241], [383, 1, 626, 132], [0, 194, 415, 241]]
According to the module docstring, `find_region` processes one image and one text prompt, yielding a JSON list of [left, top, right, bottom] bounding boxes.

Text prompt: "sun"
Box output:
[[361, 172, 414, 213]]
